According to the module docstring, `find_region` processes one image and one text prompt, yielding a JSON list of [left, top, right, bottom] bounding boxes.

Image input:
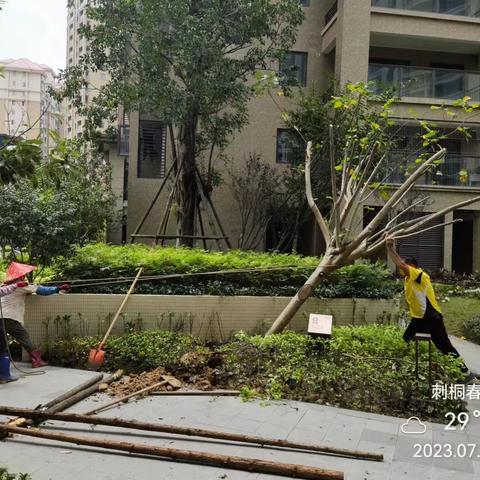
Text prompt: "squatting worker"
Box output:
[[384, 233, 476, 382], [1, 262, 70, 370]]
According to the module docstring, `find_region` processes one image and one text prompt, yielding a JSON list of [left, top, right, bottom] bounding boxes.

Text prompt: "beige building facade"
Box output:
[[71, 1, 480, 274], [65, 0, 109, 139], [0, 58, 62, 151]]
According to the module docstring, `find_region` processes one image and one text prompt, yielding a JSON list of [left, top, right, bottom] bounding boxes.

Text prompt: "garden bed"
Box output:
[[44, 326, 466, 423]]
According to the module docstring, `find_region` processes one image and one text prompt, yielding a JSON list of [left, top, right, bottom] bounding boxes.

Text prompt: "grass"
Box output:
[[440, 297, 480, 337]]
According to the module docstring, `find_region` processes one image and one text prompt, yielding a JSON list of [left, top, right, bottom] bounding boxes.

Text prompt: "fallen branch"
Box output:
[[0, 406, 383, 462], [0, 424, 345, 480]]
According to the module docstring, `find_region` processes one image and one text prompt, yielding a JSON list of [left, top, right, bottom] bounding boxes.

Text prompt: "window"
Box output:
[[138, 120, 167, 178], [279, 52, 308, 87], [300, 0, 310, 5], [276, 129, 304, 164]]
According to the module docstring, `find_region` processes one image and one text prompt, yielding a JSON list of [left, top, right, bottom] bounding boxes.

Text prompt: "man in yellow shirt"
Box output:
[[385, 234, 473, 379]]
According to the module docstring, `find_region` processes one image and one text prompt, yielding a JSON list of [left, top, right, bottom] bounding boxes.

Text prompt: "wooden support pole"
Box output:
[[130, 161, 176, 243], [0, 425, 344, 480], [84, 380, 169, 416], [196, 201, 208, 250], [0, 406, 383, 462], [0, 371, 123, 440], [195, 165, 232, 249], [38, 373, 104, 411], [149, 390, 240, 396], [49, 370, 123, 415]]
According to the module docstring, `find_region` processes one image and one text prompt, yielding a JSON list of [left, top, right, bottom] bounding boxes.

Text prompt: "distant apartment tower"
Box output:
[[0, 58, 62, 150], [66, 0, 109, 139]]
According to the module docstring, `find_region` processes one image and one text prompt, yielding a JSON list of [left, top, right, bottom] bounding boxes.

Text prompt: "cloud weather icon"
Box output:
[[401, 417, 427, 435]]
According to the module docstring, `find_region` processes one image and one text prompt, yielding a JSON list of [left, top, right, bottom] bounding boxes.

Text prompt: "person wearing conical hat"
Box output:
[[0, 281, 27, 383], [0, 262, 70, 373]]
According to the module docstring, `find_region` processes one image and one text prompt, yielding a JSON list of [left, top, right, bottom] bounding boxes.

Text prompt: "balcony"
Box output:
[[369, 63, 480, 101], [386, 151, 480, 187], [325, 1, 338, 24], [372, 0, 480, 18]]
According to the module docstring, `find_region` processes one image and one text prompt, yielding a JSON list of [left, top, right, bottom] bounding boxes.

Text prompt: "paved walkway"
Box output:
[[0, 339, 479, 480]]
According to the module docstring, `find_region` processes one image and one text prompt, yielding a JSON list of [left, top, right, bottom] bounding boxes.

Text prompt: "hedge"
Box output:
[[50, 243, 399, 299], [44, 326, 465, 422]]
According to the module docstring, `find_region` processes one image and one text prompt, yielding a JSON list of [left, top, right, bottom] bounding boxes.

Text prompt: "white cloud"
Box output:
[[0, 0, 67, 73]]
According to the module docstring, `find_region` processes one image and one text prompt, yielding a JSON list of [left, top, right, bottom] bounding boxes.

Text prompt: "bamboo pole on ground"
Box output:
[[85, 380, 169, 416], [149, 390, 240, 396], [0, 370, 123, 439], [48, 370, 123, 414], [0, 424, 344, 480], [39, 373, 104, 410], [0, 406, 383, 462]]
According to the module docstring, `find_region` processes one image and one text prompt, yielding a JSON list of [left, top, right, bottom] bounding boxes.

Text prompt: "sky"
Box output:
[[0, 0, 67, 73]]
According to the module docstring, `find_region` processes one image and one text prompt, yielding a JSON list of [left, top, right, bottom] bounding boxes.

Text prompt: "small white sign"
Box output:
[[308, 314, 333, 336]]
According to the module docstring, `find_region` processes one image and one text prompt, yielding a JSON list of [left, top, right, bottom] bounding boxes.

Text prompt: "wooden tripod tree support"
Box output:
[[0, 406, 383, 462], [130, 160, 231, 250], [0, 424, 344, 480]]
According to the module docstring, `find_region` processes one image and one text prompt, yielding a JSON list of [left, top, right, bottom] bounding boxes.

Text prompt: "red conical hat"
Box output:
[[5, 262, 36, 282]]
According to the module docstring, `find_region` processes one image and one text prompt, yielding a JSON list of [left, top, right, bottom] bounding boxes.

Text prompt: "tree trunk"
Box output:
[[266, 250, 339, 335], [179, 116, 198, 247]]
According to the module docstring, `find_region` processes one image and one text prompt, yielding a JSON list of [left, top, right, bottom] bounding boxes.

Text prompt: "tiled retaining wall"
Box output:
[[24, 294, 400, 346]]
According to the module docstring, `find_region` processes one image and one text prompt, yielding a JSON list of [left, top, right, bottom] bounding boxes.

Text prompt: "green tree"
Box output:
[[267, 84, 480, 334], [0, 139, 115, 270], [58, 0, 304, 246]]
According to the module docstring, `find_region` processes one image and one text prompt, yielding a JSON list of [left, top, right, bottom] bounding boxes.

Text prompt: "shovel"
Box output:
[[87, 267, 144, 371]]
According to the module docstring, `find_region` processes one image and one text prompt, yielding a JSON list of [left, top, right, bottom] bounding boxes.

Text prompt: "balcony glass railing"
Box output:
[[372, 0, 480, 17], [386, 151, 480, 187], [369, 63, 480, 101], [325, 1, 338, 24]]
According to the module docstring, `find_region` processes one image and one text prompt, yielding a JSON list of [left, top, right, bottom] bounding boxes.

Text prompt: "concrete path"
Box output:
[[0, 342, 479, 480]]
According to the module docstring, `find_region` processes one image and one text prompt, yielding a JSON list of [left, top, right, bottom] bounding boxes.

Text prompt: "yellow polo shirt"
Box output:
[[404, 266, 441, 319]]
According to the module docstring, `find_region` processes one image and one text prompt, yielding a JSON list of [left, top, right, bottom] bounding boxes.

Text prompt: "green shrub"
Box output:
[[45, 330, 195, 373], [49, 243, 398, 299], [220, 326, 466, 421], [45, 326, 466, 421], [0, 469, 31, 480], [461, 317, 480, 344]]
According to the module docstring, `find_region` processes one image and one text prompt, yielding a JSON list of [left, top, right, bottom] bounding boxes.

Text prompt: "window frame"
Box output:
[[137, 119, 167, 179]]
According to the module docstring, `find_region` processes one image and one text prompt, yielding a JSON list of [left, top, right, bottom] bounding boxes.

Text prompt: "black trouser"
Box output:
[[0, 318, 7, 355], [1, 318, 34, 354], [404, 310, 468, 373]]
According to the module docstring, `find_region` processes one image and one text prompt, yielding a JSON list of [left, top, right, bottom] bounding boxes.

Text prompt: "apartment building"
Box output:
[[0, 58, 62, 151], [70, 0, 480, 274], [65, 0, 109, 139]]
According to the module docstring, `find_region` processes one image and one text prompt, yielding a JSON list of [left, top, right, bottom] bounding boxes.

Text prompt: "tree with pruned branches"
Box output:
[[267, 83, 480, 335]]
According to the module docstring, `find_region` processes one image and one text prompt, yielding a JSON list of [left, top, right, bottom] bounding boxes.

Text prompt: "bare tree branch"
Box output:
[[345, 148, 447, 254], [394, 219, 462, 240], [396, 194, 480, 237], [305, 141, 331, 244], [329, 125, 341, 247]]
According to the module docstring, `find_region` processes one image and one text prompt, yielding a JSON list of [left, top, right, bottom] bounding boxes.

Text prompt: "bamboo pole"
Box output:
[[0, 406, 383, 462], [38, 373, 104, 410], [0, 371, 122, 440], [85, 380, 169, 416], [0, 425, 344, 480], [149, 390, 240, 396], [49, 370, 124, 414]]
